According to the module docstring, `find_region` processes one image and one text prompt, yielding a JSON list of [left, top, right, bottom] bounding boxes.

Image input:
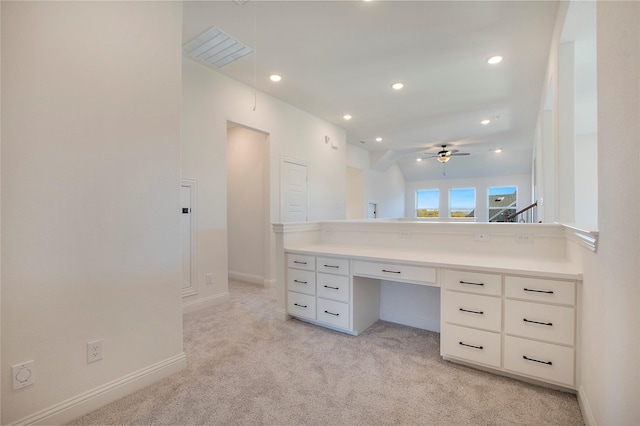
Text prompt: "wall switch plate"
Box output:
[[399, 231, 411, 239], [474, 233, 491, 242], [87, 340, 103, 363], [12, 361, 35, 390], [206, 273, 214, 285]]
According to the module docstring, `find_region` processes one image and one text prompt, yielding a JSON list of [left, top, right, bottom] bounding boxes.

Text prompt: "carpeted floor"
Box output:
[[69, 279, 584, 425]]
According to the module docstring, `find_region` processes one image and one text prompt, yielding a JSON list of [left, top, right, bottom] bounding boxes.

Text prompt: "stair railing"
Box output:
[[507, 201, 538, 223]]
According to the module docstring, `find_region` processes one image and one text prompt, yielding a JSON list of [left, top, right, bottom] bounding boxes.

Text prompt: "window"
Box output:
[[449, 188, 476, 218], [416, 189, 439, 217], [488, 186, 517, 222]]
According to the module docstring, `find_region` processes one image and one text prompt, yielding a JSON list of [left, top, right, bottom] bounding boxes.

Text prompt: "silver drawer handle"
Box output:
[[459, 341, 483, 350], [524, 288, 554, 294], [523, 318, 553, 326], [382, 269, 401, 274], [293, 261, 308, 265], [460, 280, 484, 286], [293, 279, 308, 284], [323, 264, 340, 269], [293, 303, 308, 308], [459, 308, 484, 315], [323, 285, 339, 290], [523, 355, 553, 366], [324, 310, 339, 316]]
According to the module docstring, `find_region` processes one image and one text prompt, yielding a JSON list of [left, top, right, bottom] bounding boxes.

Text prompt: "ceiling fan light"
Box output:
[[437, 156, 450, 163]]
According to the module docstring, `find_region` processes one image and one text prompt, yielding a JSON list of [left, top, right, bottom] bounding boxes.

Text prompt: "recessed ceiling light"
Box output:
[[269, 74, 282, 82], [481, 119, 491, 125], [495, 148, 503, 153], [416, 158, 422, 162], [343, 114, 352, 120], [487, 55, 503, 65], [375, 137, 383, 142], [391, 82, 404, 90]]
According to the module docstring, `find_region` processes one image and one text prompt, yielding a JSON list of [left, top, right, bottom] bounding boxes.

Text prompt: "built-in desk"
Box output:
[[274, 220, 591, 390]]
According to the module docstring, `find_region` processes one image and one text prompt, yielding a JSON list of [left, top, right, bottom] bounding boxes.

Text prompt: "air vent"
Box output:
[[183, 26, 253, 69]]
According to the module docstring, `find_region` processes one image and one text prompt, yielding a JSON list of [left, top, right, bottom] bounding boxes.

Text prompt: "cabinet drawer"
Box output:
[[444, 270, 502, 296], [317, 257, 350, 275], [352, 260, 436, 285], [287, 254, 315, 271], [317, 273, 349, 302], [287, 269, 316, 295], [444, 291, 502, 332], [316, 298, 350, 330], [505, 276, 575, 306], [505, 300, 574, 345], [442, 324, 501, 368], [287, 291, 316, 320], [504, 335, 574, 387]]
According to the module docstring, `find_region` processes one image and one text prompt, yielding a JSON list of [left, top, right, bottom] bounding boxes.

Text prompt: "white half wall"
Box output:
[[1, 2, 185, 423]]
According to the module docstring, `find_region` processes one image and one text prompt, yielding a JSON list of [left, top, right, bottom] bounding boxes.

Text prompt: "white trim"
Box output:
[[272, 222, 320, 234], [274, 307, 289, 321], [182, 292, 230, 314], [577, 385, 596, 426], [9, 353, 187, 426], [263, 277, 277, 288], [280, 156, 309, 223], [228, 271, 264, 285], [562, 224, 598, 253], [181, 178, 198, 297]]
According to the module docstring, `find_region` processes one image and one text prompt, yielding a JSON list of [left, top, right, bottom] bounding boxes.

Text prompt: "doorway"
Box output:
[[227, 123, 270, 286]]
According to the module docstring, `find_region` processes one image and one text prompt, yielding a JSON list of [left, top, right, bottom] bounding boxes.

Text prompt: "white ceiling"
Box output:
[[183, 1, 560, 181]]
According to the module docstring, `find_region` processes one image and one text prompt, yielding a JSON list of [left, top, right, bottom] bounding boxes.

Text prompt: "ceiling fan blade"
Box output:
[[450, 152, 470, 156]]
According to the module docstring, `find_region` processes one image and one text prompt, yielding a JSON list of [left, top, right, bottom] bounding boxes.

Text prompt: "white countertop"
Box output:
[[286, 244, 582, 280]]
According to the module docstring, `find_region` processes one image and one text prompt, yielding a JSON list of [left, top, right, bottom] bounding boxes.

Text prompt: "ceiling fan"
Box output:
[[421, 145, 471, 163]]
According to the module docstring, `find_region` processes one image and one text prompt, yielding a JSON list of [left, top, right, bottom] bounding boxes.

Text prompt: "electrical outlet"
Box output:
[[12, 360, 35, 390], [474, 233, 491, 242], [87, 340, 103, 363], [399, 231, 411, 239], [206, 273, 213, 285], [516, 234, 534, 244]]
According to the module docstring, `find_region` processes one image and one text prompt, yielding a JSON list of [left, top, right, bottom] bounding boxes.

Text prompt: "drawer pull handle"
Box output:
[[523, 318, 553, 326], [323, 264, 340, 269], [460, 280, 484, 286], [459, 308, 484, 315], [382, 269, 401, 274], [324, 310, 339, 316], [293, 280, 308, 284], [323, 285, 339, 290], [293, 303, 308, 308], [523, 288, 554, 294], [459, 342, 483, 350], [523, 355, 553, 366], [293, 261, 308, 265]]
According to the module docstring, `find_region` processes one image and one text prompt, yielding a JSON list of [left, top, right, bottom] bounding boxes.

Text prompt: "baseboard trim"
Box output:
[[228, 271, 264, 286], [263, 277, 277, 288], [275, 307, 289, 321], [182, 292, 230, 314], [577, 385, 596, 426], [12, 353, 187, 426], [379, 309, 440, 333]]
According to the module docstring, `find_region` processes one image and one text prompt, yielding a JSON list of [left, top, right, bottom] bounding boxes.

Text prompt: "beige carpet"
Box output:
[[69, 280, 583, 425]]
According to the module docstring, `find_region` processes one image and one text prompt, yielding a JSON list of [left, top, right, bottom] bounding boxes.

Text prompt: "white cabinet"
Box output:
[[442, 269, 577, 389], [503, 276, 576, 387], [286, 253, 351, 333], [442, 270, 502, 368]]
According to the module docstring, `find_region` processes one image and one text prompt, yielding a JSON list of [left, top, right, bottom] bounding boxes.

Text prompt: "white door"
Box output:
[[281, 160, 308, 222], [180, 185, 192, 289], [367, 203, 377, 219]]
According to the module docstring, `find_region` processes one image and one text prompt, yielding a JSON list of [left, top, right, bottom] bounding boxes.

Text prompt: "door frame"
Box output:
[[181, 178, 198, 297]]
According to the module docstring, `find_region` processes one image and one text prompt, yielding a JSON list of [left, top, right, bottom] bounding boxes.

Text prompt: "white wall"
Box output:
[[227, 125, 268, 285], [181, 57, 348, 307], [405, 175, 532, 222], [346, 144, 405, 218], [576, 2, 639, 424], [1, 2, 185, 424]]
